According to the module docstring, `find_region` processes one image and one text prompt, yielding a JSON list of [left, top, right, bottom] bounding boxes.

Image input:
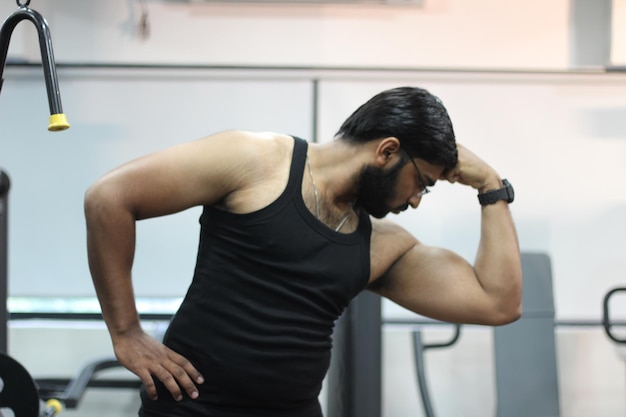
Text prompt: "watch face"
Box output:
[[503, 180, 514, 203]]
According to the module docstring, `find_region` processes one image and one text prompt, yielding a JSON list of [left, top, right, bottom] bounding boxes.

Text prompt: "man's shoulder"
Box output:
[[368, 218, 418, 281], [207, 130, 297, 168], [203, 131, 300, 212], [213, 130, 295, 149], [370, 217, 414, 239]]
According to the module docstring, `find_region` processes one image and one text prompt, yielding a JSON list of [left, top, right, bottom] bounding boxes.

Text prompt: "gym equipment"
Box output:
[[0, 351, 142, 416], [327, 290, 381, 417], [329, 252, 560, 417], [388, 252, 559, 417], [602, 286, 626, 408], [0, 3, 73, 413], [0, 171, 8, 355], [412, 323, 462, 417], [603, 287, 626, 344], [0, 0, 69, 131], [36, 357, 140, 409], [0, 353, 62, 417], [0, 352, 145, 415], [493, 252, 560, 417], [0, 0, 70, 353]]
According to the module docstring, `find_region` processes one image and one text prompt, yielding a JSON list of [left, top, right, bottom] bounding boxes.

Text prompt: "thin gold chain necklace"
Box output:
[[306, 155, 350, 232]]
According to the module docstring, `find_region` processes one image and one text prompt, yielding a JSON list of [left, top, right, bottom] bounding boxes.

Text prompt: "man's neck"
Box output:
[[308, 140, 365, 209]]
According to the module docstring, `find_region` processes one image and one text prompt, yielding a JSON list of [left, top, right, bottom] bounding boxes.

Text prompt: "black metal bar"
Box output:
[[413, 331, 435, 417], [327, 291, 381, 417], [412, 324, 461, 417], [58, 357, 124, 409], [386, 318, 626, 327], [0, 170, 10, 354], [9, 311, 174, 321], [10, 310, 626, 328], [0, 5, 64, 116], [3, 61, 614, 76], [602, 287, 626, 344], [37, 377, 142, 396], [351, 292, 382, 417]]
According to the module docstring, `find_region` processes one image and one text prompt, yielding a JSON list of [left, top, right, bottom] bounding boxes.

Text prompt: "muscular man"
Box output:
[[84, 86, 522, 417]]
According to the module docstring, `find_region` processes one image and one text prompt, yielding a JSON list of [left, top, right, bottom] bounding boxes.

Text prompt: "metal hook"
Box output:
[[16, 0, 31, 7]]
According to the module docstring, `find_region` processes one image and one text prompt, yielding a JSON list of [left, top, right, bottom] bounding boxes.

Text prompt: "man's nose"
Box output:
[[408, 195, 422, 209]]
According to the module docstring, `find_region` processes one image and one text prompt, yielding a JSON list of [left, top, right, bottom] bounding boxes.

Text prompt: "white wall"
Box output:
[[2, 0, 571, 69], [0, 66, 314, 299]]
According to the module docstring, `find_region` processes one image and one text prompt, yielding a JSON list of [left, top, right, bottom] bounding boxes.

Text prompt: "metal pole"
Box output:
[[327, 291, 381, 417], [412, 324, 462, 417], [0, 170, 11, 354]]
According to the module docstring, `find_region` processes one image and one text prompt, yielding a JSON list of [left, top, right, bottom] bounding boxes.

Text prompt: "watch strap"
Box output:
[[478, 179, 514, 205]]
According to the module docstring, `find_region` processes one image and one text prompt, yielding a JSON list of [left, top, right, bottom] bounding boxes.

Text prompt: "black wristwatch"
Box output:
[[477, 179, 514, 205]]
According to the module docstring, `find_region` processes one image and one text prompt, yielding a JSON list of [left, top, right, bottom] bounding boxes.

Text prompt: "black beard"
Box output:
[[355, 159, 406, 219]]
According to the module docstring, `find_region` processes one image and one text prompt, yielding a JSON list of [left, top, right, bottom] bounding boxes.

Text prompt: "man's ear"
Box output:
[[375, 137, 401, 166]]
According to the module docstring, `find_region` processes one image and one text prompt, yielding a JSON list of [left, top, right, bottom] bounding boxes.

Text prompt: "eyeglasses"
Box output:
[[404, 150, 430, 197]]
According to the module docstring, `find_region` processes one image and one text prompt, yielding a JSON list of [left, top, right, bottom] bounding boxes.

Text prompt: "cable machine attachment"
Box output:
[[0, 0, 70, 131]]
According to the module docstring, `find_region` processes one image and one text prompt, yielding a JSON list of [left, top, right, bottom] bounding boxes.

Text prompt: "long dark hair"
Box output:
[[336, 86, 457, 171]]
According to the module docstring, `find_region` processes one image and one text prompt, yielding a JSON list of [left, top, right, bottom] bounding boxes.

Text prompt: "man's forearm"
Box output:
[[85, 187, 142, 339], [474, 201, 522, 320]]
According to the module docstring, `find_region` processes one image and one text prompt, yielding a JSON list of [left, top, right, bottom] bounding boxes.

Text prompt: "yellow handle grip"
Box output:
[[45, 398, 63, 415], [48, 113, 70, 132]]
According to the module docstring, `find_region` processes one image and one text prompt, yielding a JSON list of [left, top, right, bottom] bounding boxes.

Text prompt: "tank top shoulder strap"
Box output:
[[284, 136, 308, 197]]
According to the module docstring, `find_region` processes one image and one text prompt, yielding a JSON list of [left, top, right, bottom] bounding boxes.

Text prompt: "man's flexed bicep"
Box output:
[[369, 233, 521, 326]]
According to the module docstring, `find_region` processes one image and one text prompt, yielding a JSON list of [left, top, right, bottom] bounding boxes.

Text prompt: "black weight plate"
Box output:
[[0, 353, 39, 417]]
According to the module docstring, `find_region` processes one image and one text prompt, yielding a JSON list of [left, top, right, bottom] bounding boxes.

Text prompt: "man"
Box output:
[[84, 86, 522, 417]]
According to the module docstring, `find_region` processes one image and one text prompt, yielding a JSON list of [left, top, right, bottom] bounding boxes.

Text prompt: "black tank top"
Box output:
[[140, 137, 372, 417]]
